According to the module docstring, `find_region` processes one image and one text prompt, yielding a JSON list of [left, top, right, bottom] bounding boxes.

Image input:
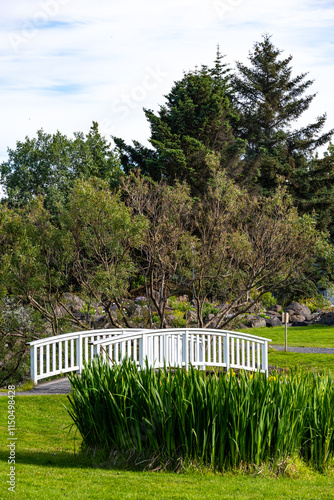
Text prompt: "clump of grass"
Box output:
[[66, 360, 334, 471]]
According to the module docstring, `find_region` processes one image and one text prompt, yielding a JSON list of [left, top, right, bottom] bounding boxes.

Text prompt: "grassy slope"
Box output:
[[0, 396, 334, 499]]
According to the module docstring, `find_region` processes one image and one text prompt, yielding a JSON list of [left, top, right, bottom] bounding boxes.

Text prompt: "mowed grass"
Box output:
[[0, 393, 333, 499], [239, 324, 334, 348], [268, 350, 334, 374], [1, 325, 334, 499], [238, 324, 334, 373]]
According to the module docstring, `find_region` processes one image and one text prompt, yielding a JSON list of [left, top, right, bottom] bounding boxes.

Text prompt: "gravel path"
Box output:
[[2, 345, 333, 395], [0, 377, 72, 396], [271, 345, 334, 354]]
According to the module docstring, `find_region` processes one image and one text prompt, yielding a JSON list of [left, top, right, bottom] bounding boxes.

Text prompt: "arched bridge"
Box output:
[[29, 328, 272, 384]]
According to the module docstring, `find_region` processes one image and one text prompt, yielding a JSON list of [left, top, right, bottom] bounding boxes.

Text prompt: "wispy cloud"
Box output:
[[0, 0, 333, 161]]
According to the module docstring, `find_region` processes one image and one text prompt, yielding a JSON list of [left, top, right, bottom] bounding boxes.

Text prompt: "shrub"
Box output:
[[260, 292, 277, 310], [171, 310, 186, 328], [152, 313, 160, 324], [134, 296, 147, 306], [202, 303, 218, 319], [300, 295, 332, 313]]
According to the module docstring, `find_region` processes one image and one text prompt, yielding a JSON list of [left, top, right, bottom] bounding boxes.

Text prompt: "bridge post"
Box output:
[[140, 333, 147, 368], [183, 331, 189, 370], [223, 333, 230, 371], [76, 336, 82, 374], [262, 340, 269, 376], [30, 345, 37, 384]]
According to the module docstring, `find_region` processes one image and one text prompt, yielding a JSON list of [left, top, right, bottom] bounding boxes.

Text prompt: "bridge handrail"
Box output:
[[91, 328, 271, 346], [28, 327, 271, 384], [29, 328, 148, 347], [28, 328, 149, 383]]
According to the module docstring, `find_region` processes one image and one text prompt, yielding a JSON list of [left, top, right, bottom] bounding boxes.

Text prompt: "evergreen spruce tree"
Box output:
[[232, 34, 334, 196], [114, 50, 246, 196]]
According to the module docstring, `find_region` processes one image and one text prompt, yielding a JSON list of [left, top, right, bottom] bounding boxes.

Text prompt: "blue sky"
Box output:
[[1, 0, 334, 162]]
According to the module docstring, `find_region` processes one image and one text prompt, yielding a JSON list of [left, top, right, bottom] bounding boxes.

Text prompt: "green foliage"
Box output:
[[2, 395, 334, 499], [171, 310, 186, 328], [232, 34, 333, 195], [0, 122, 122, 216], [0, 298, 45, 387], [67, 360, 334, 470], [300, 295, 332, 313], [0, 197, 71, 335], [79, 303, 96, 316], [114, 52, 246, 196], [131, 274, 146, 290], [202, 303, 218, 318], [152, 313, 160, 324], [260, 292, 277, 310], [62, 178, 148, 306], [169, 296, 193, 313]]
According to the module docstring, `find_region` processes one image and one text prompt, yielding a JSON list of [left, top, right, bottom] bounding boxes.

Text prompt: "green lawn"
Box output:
[[239, 324, 334, 348], [1, 325, 334, 498], [0, 395, 334, 499], [268, 350, 334, 373]]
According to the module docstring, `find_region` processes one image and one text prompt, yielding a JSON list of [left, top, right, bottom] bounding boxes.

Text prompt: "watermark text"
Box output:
[[7, 385, 16, 493]]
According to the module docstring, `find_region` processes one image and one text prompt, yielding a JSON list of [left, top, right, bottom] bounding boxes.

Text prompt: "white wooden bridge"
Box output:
[[29, 328, 271, 384]]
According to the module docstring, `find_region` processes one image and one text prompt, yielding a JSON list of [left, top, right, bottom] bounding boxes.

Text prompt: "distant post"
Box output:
[[282, 312, 289, 352]]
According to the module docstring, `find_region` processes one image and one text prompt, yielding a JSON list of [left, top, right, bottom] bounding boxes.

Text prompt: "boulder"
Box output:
[[318, 312, 334, 326], [244, 315, 266, 328], [265, 317, 282, 327], [251, 318, 266, 328], [61, 292, 85, 313], [285, 302, 311, 317], [178, 295, 189, 302], [53, 304, 67, 318], [268, 304, 282, 313], [291, 321, 314, 327], [184, 309, 198, 323], [237, 323, 249, 330], [289, 313, 306, 324], [132, 304, 144, 317], [267, 311, 282, 319], [90, 314, 107, 328], [204, 313, 216, 325]]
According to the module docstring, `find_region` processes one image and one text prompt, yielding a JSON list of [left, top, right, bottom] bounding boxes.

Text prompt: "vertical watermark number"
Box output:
[[7, 385, 16, 493]]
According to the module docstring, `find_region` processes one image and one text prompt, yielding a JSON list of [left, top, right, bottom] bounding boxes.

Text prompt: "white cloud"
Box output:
[[1, 0, 334, 161]]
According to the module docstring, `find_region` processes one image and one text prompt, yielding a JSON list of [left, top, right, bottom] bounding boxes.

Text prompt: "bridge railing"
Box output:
[[28, 329, 148, 383], [92, 328, 271, 375], [29, 328, 271, 384]]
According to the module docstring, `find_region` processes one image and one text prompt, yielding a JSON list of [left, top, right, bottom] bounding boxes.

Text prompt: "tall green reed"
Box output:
[[66, 360, 334, 470]]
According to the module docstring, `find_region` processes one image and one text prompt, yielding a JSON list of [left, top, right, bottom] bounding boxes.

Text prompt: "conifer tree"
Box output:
[[232, 34, 334, 195], [114, 50, 246, 196]]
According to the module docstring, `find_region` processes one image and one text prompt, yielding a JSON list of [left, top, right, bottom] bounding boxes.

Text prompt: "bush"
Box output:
[[300, 294, 332, 313], [0, 298, 45, 387], [202, 303, 218, 319], [171, 310, 186, 328], [67, 361, 334, 471], [260, 292, 277, 310]]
